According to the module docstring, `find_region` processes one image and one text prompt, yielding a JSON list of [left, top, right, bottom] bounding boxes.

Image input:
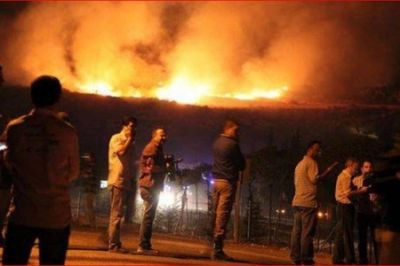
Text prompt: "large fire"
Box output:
[[3, 2, 300, 106], [77, 77, 288, 105]]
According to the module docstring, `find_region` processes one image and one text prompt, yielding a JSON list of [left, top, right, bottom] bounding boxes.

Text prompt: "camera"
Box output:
[[164, 154, 182, 182]]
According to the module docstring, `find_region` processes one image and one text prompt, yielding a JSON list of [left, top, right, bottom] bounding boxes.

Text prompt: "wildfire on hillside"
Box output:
[[2, 2, 399, 106]]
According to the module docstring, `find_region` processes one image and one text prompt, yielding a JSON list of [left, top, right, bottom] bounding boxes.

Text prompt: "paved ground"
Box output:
[[0, 225, 332, 265]]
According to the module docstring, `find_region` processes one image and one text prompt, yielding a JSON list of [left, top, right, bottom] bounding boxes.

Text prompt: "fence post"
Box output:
[[233, 173, 243, 243]]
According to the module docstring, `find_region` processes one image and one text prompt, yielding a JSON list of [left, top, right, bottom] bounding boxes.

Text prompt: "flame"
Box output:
[[78, 81, 118, 97], [76, 78, 288, 104], [226, 86, 288, 101], [156, 76, 211, 104]]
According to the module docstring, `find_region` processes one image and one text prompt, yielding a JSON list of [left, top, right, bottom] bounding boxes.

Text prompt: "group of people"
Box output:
[[1, 74, 399, 265], [290, 141, 400, 265], [0, 75, 245, 264], [106, 108, 245, 261]]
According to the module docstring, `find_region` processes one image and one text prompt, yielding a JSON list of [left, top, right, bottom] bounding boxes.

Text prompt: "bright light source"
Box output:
[[156, 76, 210, 104], [276, 209, 286, 214], [159, 191, 175, 208], [100, 180, 108, 189], [0, 143, 7, 151], [79, 81, 118, 96], [318, 211, 324, 218]]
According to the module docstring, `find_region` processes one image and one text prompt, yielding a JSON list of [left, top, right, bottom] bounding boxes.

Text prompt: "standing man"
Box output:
[[1, 75, 80, 265], [210, 119, 246, 260], [137, 128, 167, 254], [352, 160, 379, 264], [107, 116, 137, 253], [333, 158, 367, 264], [290, 141, 337, 265]]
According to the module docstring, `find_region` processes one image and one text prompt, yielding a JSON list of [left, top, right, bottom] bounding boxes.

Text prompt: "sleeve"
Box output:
[[67, 131, 80, 182], [141, 143, 157, 174], [336, 173, 351, 199], [307, 160, 319, 184], [109, 135, 123, 156]]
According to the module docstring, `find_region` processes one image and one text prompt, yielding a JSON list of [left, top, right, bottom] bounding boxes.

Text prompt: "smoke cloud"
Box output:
[[1, 2, 400, 104]]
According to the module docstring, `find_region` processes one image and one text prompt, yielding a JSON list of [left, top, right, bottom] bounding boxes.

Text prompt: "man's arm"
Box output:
[[318, 162, 338, 179], [306, 159, 319, 184], [112, 135, 132, 156], [347, 186, 368, 197], [141, 143, 165, 174]]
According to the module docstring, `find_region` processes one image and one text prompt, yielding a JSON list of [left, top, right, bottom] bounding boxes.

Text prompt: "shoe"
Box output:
[[136, 246, 159, 255], [109, 246, 129, 254], [211, 250, 234, 261]]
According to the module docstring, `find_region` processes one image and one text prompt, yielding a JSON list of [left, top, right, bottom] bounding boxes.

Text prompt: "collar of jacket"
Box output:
[[30, 108, 58, 117]]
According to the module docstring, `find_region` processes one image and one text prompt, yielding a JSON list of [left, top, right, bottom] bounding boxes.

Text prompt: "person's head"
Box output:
[[306, 141, 321, 158], [345, 157, 359, 176], [223, 119, 240, 139], [361, 160, 373, 175], [121, 116, 137, 137], [31, 75, 62, 108], [152, 127, 167, 145]]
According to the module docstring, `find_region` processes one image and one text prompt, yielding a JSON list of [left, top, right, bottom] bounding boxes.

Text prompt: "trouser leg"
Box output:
[[333, 204, 345, 264], [38, 226, 70, 265], [300, 208, 317, 264], [357, 212, 368, 264], [124, 187, 137, 224], [138, 187, 159, 249], [108, 186, 125, 249], [290, 207, 303, 263], [2, 223, 37, 265], [369, 216, 379, 264], [212, 180, 236, 251], [342, 204, 355, 264]]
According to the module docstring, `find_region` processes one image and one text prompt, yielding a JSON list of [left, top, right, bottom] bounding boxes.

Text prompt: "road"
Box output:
[[0, 226, 332, 265]]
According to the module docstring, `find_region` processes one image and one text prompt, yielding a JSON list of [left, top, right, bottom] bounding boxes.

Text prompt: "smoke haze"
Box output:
[[1, 2, 400, 105]]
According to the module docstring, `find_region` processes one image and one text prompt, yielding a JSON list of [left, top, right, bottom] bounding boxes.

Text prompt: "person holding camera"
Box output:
[[107, 116, 137, 253], [137, 127, 167, 254]]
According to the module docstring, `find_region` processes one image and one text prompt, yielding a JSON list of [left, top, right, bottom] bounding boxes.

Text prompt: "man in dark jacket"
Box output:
[[137, 128, 167, 254], [370, 172, 400, 264], [211, 119, 246, 260]]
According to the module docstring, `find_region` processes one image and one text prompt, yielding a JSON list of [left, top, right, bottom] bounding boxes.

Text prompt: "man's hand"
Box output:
[[359, 186, 368, 193], [369, 193, 378, 202], [320, 161, 339, 178], [326, 161, 339, 172]]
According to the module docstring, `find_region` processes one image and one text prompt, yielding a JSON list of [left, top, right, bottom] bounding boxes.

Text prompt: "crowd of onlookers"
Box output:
[[0, 74, 399, 265], [0, 75, 245, 264], [291, 141, 400, 265]]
